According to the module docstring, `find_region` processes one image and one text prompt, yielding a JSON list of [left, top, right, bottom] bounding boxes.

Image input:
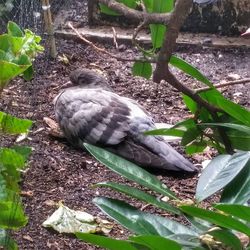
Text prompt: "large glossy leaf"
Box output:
[[195, 151, 250, 201], [130, 235, 181, 250], [0, 201, 28, 229], [94, 197, 197, 237], [76, 233, 145, 250], [170, 56, 213, 87], [0, 111, 33, 134], [215, 204, 250, 222], [220, 161, 250, 204], [132, 62, 152, 79], [207, 229, 242, 250], [180, 206, 250, 237], [84, 143, 176, 199], [168, 234, 205, 249], [94, 182, 180, 215], [200, 90, 250, 126]]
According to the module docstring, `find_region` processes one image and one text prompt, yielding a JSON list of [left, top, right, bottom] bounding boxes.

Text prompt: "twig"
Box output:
[[68, 22, 155, 63], [111, 27, 118, 49], [195, 78, 250, 94]]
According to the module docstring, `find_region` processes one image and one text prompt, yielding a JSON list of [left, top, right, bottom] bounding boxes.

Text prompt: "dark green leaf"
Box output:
[[170, 56, 213, 87], [208, 229, 242, 250], [221, 161, 250, 204], [132, 62, 152, 79], [22, 65, 34, 81], [94, 197, 197, 236], [0, 111, 33, 134], [183, 95, 198, 113], [7, 22, 23, 37], [181, 127, 201, 146], [130, 235, 181, 250], [0, 201, 28, 229], [76, 233, 142, 250], [196, 151, 250, 201], [215, 204, 250, 222], [11, 146, 32, 162], [200, 90, 250, 126], [180, 206, 250, 237], [84, 143, 176, 199], [94, 182, 180, 215], [185, 141, 207, 155]]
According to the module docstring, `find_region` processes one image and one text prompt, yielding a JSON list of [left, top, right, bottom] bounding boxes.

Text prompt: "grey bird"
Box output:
[[54, 69, 197, 172]]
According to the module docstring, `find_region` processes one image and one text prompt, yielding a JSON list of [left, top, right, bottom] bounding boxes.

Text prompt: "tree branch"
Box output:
[[195, 78, 250, 94], [98, 0, 171, 25]]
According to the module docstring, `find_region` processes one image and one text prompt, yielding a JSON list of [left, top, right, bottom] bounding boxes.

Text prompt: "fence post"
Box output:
[[41, 0, 57, 58]]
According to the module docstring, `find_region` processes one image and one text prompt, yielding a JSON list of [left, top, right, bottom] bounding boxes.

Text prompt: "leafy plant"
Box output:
[[0, 21, 43, 249], [0, 21, 44, 90], [74, 144, 250, 250]]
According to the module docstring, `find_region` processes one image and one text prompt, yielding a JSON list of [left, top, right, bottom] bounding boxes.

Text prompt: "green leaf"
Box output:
[[183, 95, 198, 113], [94, 197, 197, 236], [0, 229, 18, 250], [132, 62, 152, 79], [0, 111, 33, 134], [130, 235, 181, 250], [199, 123, 250, 135], [180, 206, 250, 237], [185, 141, 207, 155], [150, 24, 166, 49], [0, 60, 30, 88], [7, 21, 23, 37], [76, 233, 143, 250], [11, 146, 32, 162], [207, 229, 242, 250], [0, 34, 10, 52], [22, 65, 34, 81], [94, 182, 180, 215], [144, 128, 184, 137], [181, 127, 201, 146], [196, 151, 250, 201], [99, 0, 137, 16], [170, 56, 213, 87], [220, 161, 250, 204], [84, 143, 176, 199], [0, 201, 28, 229], [200, 90, 250, 126], [215, 204, 250, 222]]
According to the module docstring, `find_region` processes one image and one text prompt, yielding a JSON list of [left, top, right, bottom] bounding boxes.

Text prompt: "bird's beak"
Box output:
[[60, 80, 73, 89]]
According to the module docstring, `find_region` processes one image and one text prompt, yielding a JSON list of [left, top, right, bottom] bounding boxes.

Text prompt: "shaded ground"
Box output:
[[1, 28, 249, 249]]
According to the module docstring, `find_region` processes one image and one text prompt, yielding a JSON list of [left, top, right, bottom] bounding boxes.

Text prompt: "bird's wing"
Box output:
[[54, 88, 132, 146]]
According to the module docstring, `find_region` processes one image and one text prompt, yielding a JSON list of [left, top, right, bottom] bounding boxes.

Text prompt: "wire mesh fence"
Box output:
[[0, 0, 65, 34]]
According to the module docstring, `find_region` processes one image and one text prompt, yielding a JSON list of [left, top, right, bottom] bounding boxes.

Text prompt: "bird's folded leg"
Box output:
[[43, 117, 65, 138]]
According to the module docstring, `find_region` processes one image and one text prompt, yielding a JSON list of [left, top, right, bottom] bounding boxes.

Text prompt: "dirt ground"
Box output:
[[1, 2, 250, 249]]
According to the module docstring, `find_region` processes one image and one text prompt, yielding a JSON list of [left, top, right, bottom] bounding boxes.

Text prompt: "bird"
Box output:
[[54, 69, 197, 173]]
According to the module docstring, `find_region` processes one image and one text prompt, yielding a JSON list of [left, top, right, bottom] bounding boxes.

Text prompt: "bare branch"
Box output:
[[195, 78, 250, 94], [99, 0, 171, 25], [68, 22, 155, 63]]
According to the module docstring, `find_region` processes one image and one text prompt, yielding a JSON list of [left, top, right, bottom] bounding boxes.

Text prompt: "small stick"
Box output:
[[112, 27, 118, 49], [195, 78, 250, 94]]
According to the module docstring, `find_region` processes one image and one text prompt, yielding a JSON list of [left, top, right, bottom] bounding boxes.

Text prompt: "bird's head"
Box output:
[[69, 68, 111, 90]]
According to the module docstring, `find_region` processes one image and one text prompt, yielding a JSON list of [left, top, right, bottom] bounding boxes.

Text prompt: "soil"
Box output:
[[1, 2, 250, 250]]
